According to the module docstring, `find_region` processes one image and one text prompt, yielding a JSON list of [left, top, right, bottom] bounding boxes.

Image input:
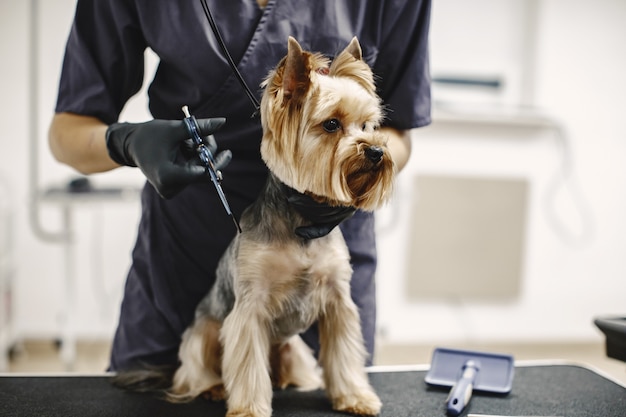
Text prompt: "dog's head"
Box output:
[[260, 37, 395, 211]]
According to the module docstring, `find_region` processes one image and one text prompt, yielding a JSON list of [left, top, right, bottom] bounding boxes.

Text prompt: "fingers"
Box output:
[[204, 134, 218, 154], [171, 117, 225, 142], [213, 149, 232, 171], [150, 153, 233, 199], [150, 163, 207, 199], [151, 117, 230, 199], [196, 117, 226, 136]]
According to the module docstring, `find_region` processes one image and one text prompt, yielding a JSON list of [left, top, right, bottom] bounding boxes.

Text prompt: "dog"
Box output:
[[116, 36, 395, 417]]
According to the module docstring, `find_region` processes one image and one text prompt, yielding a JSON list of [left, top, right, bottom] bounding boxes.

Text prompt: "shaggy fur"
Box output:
[[114, 37, 395, 417]]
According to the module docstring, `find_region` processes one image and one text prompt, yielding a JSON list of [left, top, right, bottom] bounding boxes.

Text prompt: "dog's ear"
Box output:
[[282, 37, 312, 105], [329, 37, 376, 95], [344, 36, 363, 61]]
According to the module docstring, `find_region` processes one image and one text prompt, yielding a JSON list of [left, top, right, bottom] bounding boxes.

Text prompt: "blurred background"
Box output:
[[1, 0, 624, 382]]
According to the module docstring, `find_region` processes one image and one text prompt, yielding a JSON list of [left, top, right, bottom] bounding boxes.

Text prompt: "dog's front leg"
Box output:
[[319, 282, 382, 416], [221, 301, 272, 417]]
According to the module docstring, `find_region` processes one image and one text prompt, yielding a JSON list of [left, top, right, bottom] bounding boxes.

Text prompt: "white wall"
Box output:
[[0, 0, 148, 340], [377, 0, 626, 344], [0, 0, 624, 347]]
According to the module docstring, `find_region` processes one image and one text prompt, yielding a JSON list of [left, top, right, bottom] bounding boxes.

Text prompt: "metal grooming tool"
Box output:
[[182, 105, 241, 233]]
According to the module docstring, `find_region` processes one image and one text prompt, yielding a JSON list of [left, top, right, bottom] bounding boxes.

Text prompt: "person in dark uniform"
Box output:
[[49, 0, 431, 371]]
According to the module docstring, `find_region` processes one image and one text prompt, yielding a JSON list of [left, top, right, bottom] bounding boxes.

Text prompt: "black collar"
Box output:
[[281, 183, 356, 240]]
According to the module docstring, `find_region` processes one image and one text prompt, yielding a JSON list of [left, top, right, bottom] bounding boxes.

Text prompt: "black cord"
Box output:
[[200, 0, 261, 116]]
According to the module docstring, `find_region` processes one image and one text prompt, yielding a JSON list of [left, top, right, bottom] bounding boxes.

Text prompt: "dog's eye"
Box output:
[[322, 119, 341, 133], [362, 123, 367, 131]]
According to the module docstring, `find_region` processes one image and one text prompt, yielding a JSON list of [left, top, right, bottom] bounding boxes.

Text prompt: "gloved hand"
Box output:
[[285, 188, 356, 240], [106, 118, 229, 198]]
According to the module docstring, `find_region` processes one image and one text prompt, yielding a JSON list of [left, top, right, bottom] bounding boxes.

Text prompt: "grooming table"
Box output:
[[1, 363, 624, 417]]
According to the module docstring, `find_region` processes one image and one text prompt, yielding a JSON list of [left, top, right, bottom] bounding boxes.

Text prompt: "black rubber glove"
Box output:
[[285, 187, 356, 240], [106, 118, 229, 198]]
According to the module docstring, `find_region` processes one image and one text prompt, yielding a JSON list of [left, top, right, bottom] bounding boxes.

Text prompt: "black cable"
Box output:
[[200, 0, 261, 116]]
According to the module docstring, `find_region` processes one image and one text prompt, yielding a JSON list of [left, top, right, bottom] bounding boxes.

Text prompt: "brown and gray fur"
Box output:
[[115, 37, 395, 417]]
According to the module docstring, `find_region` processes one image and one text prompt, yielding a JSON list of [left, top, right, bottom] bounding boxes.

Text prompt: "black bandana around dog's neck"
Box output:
[[281, 183, 356, 240]]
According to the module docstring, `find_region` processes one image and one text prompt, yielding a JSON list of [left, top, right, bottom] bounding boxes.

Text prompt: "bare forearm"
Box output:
[[381, 126, 411, 172], [48, 112, 120, 174]]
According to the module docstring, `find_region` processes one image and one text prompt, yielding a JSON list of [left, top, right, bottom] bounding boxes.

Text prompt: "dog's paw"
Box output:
[[332, 389, 382, 416], [201, 384, 226, 402], [226, 408, 270, 417]]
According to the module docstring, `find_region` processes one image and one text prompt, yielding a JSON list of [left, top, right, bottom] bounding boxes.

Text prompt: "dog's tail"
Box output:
[[111, 365, 176, 397], [111, 364, 224, 403]]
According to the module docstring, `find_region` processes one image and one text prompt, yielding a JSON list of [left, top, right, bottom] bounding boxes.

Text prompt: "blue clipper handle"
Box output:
[[446, 360, 479, 416]]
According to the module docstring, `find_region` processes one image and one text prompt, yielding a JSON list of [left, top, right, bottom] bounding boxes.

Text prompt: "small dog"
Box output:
[[118, 37, 395, 417]]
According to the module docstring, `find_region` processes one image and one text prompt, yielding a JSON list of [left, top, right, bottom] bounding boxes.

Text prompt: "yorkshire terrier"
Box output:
[[116, 37, 395, 417]]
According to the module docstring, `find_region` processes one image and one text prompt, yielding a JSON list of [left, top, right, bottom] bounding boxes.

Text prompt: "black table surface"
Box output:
[[1, 364, 624, 417]]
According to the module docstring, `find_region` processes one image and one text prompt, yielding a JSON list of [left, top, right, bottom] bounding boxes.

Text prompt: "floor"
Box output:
[[5, 339, 626, 386]]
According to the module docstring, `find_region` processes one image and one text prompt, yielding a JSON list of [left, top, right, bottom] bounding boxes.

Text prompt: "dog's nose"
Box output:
[[365, 146, 384, 164]]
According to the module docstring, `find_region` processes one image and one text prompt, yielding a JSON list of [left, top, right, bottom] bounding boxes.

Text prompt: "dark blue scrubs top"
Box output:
[[56, 0, 431, 369]]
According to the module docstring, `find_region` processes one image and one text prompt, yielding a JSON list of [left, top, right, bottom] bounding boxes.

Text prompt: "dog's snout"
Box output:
[[365, 146, 384, 163]]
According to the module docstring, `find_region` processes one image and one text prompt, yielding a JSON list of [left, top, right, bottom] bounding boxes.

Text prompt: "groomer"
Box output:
[[49, 0, 431, 371]]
